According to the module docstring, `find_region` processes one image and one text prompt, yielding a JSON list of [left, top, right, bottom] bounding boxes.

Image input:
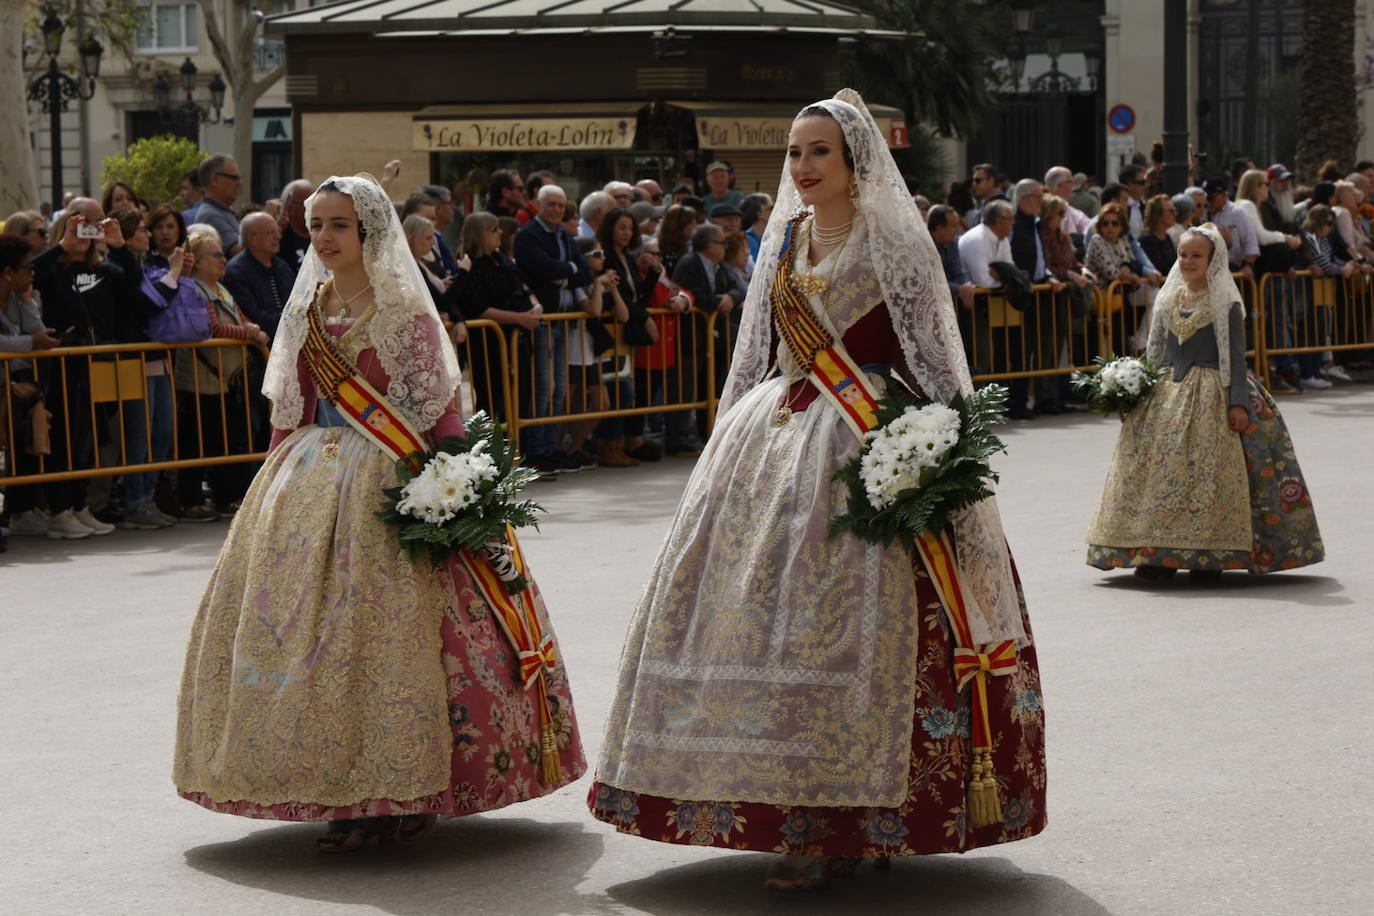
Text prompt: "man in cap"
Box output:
[[708, 202, 743, 235], [629, 200, 665, 242], [1265, 164, 1297, 226], [703, 161, 745, 212], [1203, 175, 1258, 278]]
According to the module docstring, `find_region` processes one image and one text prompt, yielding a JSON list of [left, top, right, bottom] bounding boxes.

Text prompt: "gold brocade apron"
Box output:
[[301, 297, 565, 784], [772, 215, 1015, 827]]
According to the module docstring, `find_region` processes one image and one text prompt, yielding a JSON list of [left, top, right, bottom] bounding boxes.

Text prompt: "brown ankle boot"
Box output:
[[596, 439, 638, 467]]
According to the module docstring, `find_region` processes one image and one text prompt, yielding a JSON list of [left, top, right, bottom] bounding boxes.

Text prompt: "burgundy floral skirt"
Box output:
[[587, 567, 1046, 857], [181, 563, 587, 822]]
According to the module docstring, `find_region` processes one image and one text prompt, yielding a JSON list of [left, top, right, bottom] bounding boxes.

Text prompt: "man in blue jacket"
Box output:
[[223, 212, 294, 339], [513, 185, 592, 475]]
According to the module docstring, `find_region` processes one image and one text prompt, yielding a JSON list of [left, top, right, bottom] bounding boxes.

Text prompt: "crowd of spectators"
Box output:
[[0, 153, 765, 550], [931, 153, 1374, 419], [6, 144, 1373, 550]]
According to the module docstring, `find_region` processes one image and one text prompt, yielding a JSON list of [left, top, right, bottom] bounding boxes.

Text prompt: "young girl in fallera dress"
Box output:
[[1085, 225, 1323, 578]]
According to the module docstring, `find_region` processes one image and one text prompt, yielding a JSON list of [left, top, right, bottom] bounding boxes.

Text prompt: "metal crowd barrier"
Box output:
[[965, 271, 1276, 385], [1, 339, 266, 487], [7, 273, 1369, 489], [1257, 271, 1374, 387], [460, 308, 735, 443]]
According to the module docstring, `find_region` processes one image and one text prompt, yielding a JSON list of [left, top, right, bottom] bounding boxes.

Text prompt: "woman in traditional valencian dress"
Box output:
[[174, 175, 584, 851], [1086, 225, 1323, 580], [588, 92, 1046, 890]]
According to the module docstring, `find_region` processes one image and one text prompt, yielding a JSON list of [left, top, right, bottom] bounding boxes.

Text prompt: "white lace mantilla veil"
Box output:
[[1146, 224, 1245, 380], [262, 173, 461, 432], [719, 88, 1026, 647]]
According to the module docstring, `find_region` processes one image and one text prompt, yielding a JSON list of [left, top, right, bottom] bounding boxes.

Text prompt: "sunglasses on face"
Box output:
[[588, 249, 605, 258], [217, 172, 242, 182]]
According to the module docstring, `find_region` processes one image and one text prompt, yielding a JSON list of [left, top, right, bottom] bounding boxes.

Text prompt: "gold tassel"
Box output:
[[966, 748, 1002, 828], [537, 687, 563, 786]]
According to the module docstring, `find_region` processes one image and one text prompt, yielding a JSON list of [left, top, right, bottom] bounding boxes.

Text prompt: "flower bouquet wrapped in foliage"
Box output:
[[1070, 354, 1166, 417], [379, 411, 542, 592], [830, 384, 1008, 550]]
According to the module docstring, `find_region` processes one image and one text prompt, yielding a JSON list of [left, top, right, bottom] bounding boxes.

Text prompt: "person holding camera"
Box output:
[[28, 199, 139, 538]]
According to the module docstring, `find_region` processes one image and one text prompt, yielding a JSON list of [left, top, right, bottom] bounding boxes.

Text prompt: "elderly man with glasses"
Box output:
[[194, 154, 244, 256]]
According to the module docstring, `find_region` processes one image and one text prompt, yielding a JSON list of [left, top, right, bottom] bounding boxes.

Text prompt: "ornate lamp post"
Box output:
[[1006, 42, 1027, 94], [1027, 23, 1081, 95], [26, 9, 104, 211], [152, 57, 226, 128]]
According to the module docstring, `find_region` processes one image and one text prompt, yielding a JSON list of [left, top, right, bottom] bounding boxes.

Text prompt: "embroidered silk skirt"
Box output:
[[1086, 373, 1323, 573], [174, 420, 585, 821], [588, 376, 1046, 855]]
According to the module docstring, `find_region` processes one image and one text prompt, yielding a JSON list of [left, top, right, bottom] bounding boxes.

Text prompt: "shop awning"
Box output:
[[412, 103, 643, 152], [671, 101, 911, 150]]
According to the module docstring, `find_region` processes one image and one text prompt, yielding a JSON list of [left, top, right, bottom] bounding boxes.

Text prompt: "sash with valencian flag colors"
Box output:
[[771, 215, 1015, 826], [302, 292, 563, 784]]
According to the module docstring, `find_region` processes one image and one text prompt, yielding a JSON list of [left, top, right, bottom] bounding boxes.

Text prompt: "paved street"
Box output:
[[3, 386, 1371, 916]]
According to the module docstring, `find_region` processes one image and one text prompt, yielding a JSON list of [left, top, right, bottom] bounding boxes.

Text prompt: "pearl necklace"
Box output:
[[810, 216, 853, 246]]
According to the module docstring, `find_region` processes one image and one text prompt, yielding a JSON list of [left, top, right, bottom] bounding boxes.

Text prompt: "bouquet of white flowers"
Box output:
[[379, 411, 542, 589], [830, 384, 1008, 551], [1070, 354, 1165, 416]]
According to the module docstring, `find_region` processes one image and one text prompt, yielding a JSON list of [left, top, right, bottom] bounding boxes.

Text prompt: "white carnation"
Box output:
[[396, 442, 499, 525], [860, 403, 962, 510]]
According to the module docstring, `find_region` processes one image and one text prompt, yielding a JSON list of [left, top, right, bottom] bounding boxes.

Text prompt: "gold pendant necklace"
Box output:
[[333, 280, 372, 318]]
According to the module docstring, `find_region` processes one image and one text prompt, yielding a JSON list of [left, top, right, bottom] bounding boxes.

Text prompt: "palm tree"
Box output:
[[841, 0, 1002, 194], [842, 0, 1001, 140], [1295, 0, 1357, 183]]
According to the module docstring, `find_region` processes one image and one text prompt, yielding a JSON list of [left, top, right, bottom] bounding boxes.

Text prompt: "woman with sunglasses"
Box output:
[[2, 211, 49, 252], [1085, 202, 1146, 354], [173, 230, 267, 519]]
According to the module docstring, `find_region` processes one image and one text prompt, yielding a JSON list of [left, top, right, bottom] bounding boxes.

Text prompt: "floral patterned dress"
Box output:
[[587, 236, 1046, 857], [1086, 304, 1324, 573], [174, 317, 585, 821]]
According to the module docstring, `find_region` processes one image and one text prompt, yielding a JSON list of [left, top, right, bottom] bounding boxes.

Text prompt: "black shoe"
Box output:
[[568, 447, 598, 469], [626, 442, 663, 462], [526, 455, 562, 480], [665, 438, 703, 457], [1007, 406, 1038, 421], [1037, 404, 1065, 415], [551, 452, 582, 474], [1189, 569, 1223, 584], [94, 505, 125, 525], [1133, 565, 1177, 581]]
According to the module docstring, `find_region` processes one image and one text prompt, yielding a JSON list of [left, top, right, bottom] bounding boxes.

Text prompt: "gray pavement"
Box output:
[[3, 386, 1372, 916]]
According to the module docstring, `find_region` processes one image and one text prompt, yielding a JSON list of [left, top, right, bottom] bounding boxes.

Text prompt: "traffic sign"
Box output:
[[1107, 104, 1136, 135]]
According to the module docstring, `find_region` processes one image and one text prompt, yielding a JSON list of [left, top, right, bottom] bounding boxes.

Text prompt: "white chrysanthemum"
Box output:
[[396, 445, 499, 525], [859, 403, 962, 510]]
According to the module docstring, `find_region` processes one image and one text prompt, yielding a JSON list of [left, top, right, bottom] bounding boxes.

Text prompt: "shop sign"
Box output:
[[697, 117, 793, 150], [252, 116, 292, 143], [696, 115, 911, 150], [413, 117, 636, 152]]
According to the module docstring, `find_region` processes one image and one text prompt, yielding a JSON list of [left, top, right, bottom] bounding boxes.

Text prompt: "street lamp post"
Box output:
[[26, 10, 104, 211], [1162, 0, 1190, 194], [152, 57, 226, 129]]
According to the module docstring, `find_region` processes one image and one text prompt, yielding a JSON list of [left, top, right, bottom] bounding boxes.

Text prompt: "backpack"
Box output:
[[141, 268, 210, 343]]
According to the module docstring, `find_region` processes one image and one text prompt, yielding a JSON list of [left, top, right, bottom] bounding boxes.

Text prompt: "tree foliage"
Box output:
[[101, 134, 206, 206], [842, 0, 1002, 140]]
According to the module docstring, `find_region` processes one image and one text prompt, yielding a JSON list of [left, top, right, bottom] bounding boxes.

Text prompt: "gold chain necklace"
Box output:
[[333, 279, 372, 318]]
